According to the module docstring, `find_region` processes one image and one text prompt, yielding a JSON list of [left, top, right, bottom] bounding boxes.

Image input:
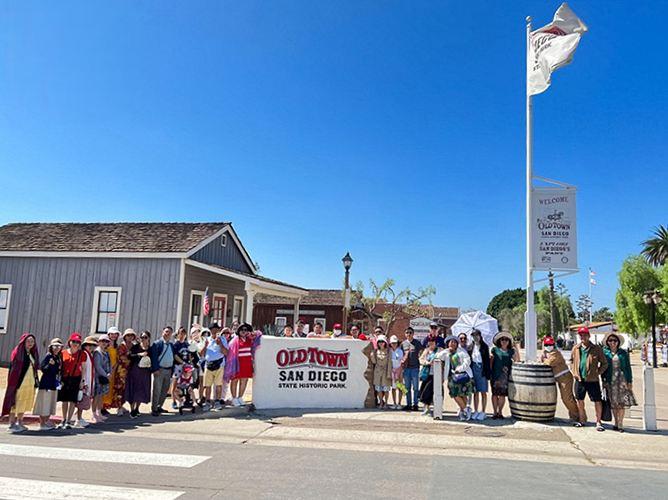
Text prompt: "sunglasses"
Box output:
[[500, 338, 510, 342], [608, 338, 619, 343], [140, 335, 149, 339]]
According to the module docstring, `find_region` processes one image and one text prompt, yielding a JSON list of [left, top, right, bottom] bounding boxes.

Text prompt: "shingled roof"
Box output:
[[0, 223, 229, 253]]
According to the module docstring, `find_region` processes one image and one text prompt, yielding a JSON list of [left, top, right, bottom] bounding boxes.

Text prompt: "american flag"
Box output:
[[203, 287, 211, 317]]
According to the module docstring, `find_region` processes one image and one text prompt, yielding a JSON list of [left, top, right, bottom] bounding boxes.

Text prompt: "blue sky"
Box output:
[[0, 1, 665, 312]]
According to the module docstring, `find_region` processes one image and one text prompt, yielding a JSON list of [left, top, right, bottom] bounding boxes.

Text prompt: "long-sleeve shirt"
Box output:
[[93, 349, 111, 379]]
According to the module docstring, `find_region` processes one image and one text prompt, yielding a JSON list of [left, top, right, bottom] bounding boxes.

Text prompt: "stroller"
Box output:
[[174, 364, 197, 414]]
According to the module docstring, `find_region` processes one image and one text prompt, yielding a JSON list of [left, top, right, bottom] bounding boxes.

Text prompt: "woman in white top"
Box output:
[[389, 335, 404, 409]]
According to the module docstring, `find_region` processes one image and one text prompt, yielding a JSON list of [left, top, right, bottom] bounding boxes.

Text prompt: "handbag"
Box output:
[[138, 356, 151, 369], [601, 386, 613, 422], [452, 371, 471, 384]]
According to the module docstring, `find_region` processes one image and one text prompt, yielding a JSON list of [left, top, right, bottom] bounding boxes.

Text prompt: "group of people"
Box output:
[[2, 322, 261, 433], [386, 323, 520, 421]]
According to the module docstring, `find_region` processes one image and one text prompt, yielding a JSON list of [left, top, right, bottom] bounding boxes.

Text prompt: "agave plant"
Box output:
[[641, 225, 668, 267]]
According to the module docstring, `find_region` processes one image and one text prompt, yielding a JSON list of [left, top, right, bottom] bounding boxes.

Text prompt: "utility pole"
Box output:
[[548, 271, 556, 337]]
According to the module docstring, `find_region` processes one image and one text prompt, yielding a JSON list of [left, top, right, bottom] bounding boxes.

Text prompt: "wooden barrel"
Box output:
[[508, 363, 557, 422]]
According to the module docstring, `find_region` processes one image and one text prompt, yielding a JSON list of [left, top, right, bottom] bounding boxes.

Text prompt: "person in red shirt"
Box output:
[[350, 325, 368, 341], [57, 333, 85, 429]]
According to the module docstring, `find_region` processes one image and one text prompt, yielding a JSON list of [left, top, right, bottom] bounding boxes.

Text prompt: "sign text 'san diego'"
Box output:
[[253, 336, 370, 409], [531, 187, 577, 271]]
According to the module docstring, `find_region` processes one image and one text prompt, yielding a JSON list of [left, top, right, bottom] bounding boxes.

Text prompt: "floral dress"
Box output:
[[607, 354, 637, 409], [448, 351, 474, 398], [491, 347, 514, 396], [111, 342, 131, 408]]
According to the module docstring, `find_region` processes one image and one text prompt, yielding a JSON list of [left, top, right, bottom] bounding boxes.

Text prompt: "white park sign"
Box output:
[[531, 187, 578, 271]]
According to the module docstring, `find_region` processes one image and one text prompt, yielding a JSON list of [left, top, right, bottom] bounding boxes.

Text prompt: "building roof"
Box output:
[[195, 261, 307, 291], [0, 222, 229, 253], [256, 289, 344, 305]]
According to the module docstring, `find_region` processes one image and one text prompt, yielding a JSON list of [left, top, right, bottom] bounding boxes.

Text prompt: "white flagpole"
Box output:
[[588, 268, 593, 323], [525, 16, 537, 363]]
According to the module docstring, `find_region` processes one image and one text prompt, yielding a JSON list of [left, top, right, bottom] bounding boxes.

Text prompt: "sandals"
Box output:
[[596, 424, 605, 432]]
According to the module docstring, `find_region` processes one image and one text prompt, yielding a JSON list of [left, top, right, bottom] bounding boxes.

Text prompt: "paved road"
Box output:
[[1, 413, 667, 500]]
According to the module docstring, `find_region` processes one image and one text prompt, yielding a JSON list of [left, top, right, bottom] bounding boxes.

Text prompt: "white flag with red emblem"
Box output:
[[203, 287, 211, 317], [528, 3, 588, 96]]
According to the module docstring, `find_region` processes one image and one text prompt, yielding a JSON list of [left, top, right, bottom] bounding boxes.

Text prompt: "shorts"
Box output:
[[471, 362, 489, 393], [204, 367, 224, 387], [574, 380, 602, 402]]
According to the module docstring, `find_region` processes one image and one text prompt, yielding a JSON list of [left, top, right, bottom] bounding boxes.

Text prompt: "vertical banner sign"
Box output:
[[253, 336, 371, 409], [531, 187, 577, 270]]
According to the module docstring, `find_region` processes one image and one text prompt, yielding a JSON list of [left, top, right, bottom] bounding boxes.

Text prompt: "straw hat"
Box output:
[[493, 331, 514, 347], [107, 326, 121, 335], [98, 334, 111, 343], [602, 332, 621, 346], [82, 336, 98, 347], [49, 338, 64, 348]]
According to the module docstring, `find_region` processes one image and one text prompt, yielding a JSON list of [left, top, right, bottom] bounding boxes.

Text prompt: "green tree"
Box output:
[[615, 255, 664, 335], [592, 307, 614, 322], [575, 294, 592, 322], [641, 225, 668, 267], [487, 289, 525, 318]]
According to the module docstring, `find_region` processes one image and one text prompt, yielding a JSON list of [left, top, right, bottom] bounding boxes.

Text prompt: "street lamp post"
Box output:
[[642, 289, 662, 431], [342, 252, 353, 335], [643, 290, 662, 369]]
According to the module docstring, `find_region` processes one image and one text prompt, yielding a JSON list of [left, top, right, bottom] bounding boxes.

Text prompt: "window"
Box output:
[[220, 234, 228, 247], [189, 291, 204, 326], [233, 296, 244, 323], [92, 287, 122, 334], [275, 316, 287, 327], [0, 285, 12, 334], [212, 294, 227, 326], [315, 317, 326, 332]]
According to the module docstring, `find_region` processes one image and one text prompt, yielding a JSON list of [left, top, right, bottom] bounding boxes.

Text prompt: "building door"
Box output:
[[189, 291, 204, 327]]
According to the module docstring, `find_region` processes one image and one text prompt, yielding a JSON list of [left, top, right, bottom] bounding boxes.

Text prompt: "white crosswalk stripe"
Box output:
[[0, 443, 209, 467], [0, 476, 183, 500]]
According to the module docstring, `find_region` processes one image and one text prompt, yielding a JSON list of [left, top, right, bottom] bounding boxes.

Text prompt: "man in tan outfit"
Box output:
[[541, 336, 578, 421]]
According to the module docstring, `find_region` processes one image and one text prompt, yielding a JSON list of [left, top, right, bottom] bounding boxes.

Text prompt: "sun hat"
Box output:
[[376, 335, 388, 345], [98, 334, 111, 343], [82, 336, 99, 347], [201, 328, 211, 336], [444, 335, 458, 346], [107, 326, 121, 335], [389, 335, 399, 344], [430, 322, 439, 328], [543, 336, 555, 346], [577, 327, 590, 336], [49, 338, 64, 348], [603, 332, 621, 345], [190, 325, 201, 335], [493, 331, 514, 346], [68, 332, 82, 344], [238, 323, 253, 333], [123, 328, 137, 338]]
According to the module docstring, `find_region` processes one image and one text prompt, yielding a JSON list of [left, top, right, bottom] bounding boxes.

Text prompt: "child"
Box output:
[[173, 364, 196, 414], [389, 335, 404, 409], [370, 335, 393, 409], [34, 338, 63, 431]]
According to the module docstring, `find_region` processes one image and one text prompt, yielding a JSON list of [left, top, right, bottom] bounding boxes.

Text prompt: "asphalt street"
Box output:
[[0, 412, 667, 500]]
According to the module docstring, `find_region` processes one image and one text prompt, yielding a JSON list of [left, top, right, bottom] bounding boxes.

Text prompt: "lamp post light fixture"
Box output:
[[643, 290, 663, 369], [342, 252, 353, 335]]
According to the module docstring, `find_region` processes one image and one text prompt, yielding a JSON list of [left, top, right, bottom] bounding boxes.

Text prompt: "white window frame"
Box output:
[[220, 234, 228, 247], [315, 317, 326, 332], [275, 316, 287, 327], [0, 284, 13, 334], [233, 295, 245, 323], [91, 286, 122, 334], [212, 293, 228, 327], [189, 290, 205, 327]]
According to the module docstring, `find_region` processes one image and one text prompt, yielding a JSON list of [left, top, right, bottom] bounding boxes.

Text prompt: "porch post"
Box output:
[[293, 297, 301, 328], [245, 287, 256, 326]]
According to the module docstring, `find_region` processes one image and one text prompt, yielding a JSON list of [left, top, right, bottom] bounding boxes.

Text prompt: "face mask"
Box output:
[[333, 329, 342, 337], [545, 346, 555, 352]]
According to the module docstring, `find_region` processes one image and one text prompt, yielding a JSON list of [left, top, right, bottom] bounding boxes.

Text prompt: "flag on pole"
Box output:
[[203, 287, 211, 317], [528, 3, 588, 96], [589, 268, 596, 285], [590, 277, 597, 285]]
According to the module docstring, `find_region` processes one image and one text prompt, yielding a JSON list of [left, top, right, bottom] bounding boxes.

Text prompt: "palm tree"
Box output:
[[641, 225, 668, 267]]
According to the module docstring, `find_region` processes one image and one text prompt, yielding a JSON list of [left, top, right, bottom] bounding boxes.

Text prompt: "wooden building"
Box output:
[[0, 222, 307, 362]]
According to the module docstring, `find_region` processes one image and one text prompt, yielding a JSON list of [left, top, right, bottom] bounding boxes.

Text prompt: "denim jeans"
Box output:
[[403, 367, 419, 406]]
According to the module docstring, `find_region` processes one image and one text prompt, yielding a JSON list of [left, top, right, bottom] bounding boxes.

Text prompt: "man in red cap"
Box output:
[[570, 327, 608, 430], [541, 336, 578, 422]]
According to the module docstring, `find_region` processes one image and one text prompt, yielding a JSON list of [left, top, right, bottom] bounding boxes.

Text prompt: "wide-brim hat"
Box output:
[[49, 338, 64, 348], [107, 326, 121, 335], [603, 332, 621, 346], [376, 335, 388, 345], [123, 328, 137, 338], [97, 334, 111, 343], [444, 335, 458, 346], [190, 326, 202, 335], [82, 336, 98, 347], [389, 335, 399, 344], [493, 331, 514, 346]]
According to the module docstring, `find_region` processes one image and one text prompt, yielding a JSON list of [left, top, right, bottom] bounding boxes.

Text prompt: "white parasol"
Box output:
[[450, 310, 499, 346]]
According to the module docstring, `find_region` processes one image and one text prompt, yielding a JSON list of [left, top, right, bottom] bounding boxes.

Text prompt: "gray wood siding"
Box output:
[[0, 257, 180, 363], [181, 266, 246, 328], [190, 234, 253, 273]]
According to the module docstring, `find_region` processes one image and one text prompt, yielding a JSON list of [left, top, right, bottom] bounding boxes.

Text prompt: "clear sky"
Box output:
[[0, 1, 665, 312]]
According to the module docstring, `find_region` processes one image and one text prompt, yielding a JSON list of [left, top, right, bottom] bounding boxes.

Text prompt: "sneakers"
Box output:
[[401, 405, 411, 411], [232, 398, 242, 407], [472, 411, 480, 420], [465, 407, 472, 421], [116, 407, 126, 416], [213, 401, 223, 411], [458, 410, 466, 421], [39, 423, 54, 432], [421, 407, 430, 416], [7, 424, 24, 434], [476, 412, 486, 421], [75, 419, 90, 428]]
